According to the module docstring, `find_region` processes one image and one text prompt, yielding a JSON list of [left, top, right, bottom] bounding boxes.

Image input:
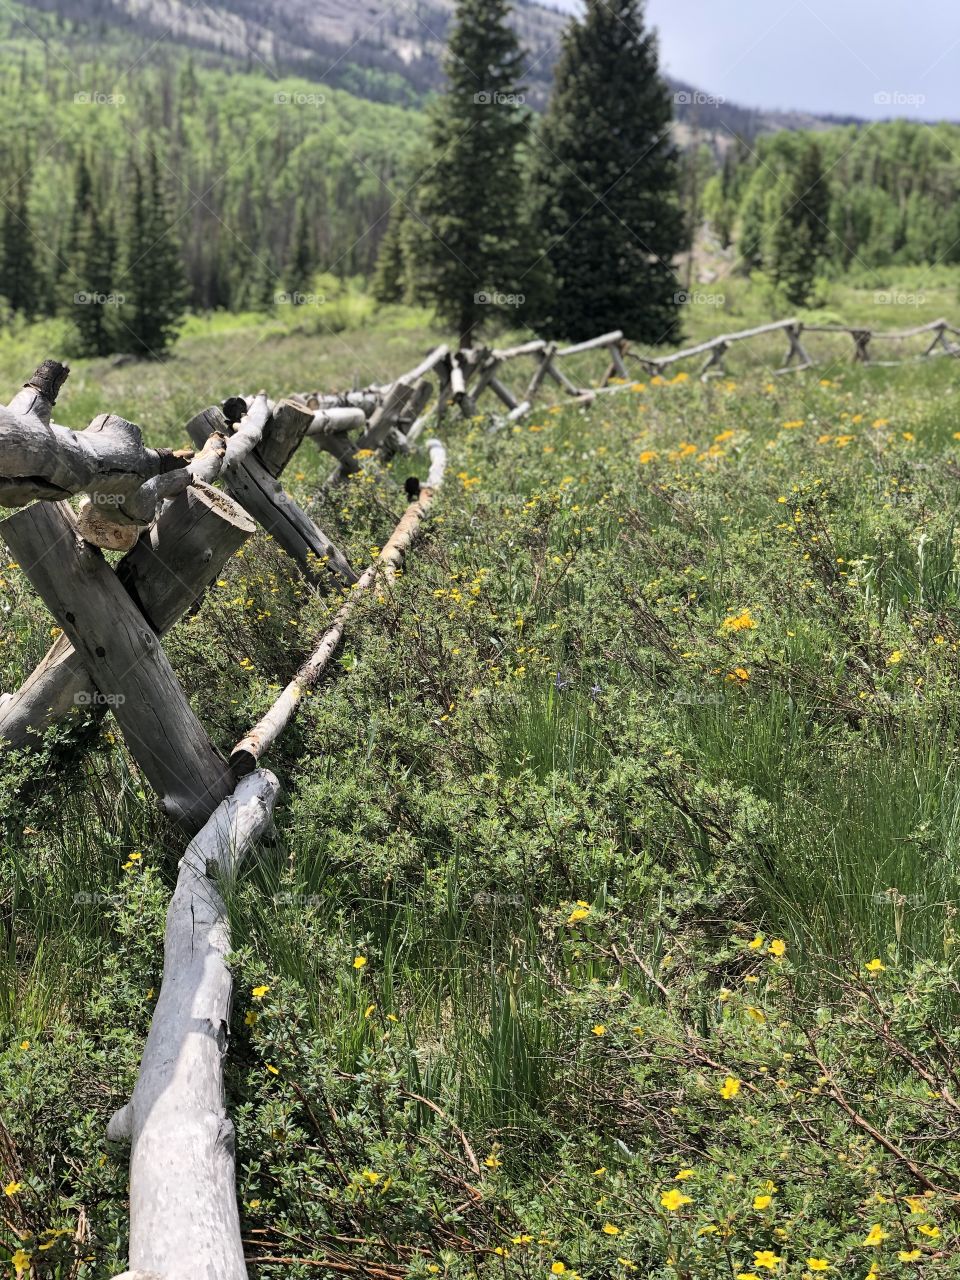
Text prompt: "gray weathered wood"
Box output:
[[526, 343, 558, 401], [0, 501, 233, 830], [108, 769, 280, 1280], [306, 407, 367, 438], [556, 330, 624, 358], [187, 407, 357, 586], [253, 399, 313, 478], [0, 360, 189, 512], [0, 483, 254, 750]]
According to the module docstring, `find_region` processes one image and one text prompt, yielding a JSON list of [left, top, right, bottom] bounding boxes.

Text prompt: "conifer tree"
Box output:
[[371, 204, 408, 305], [530, 0, 687, 344], [404, 0, 535, 346], [0, 177, 37, 317], [74, 207, 118, 356], [287, 200, 315, 303], [768, 140, 830, 306], [119, 152, 187, 356]]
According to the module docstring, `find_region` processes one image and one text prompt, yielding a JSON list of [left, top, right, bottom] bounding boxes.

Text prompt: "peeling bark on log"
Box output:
[[0, 501, 232, 830], [0, 484, 254, 750], [231, 440, 447, 775], [306, 407, 367, 438], [108, 770, 280, 1280], [0, 397, 187, 511], [298, 391, 380, 417]]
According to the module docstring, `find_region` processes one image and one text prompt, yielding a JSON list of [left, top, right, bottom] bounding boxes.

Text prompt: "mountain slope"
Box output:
[[28, 0, 868, 132]]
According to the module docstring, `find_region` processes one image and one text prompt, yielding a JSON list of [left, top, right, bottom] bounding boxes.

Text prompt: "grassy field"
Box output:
[[2, 276, 960, 1278]]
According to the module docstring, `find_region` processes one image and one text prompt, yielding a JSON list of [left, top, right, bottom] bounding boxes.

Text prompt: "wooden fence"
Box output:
[[0, 351, 446, 1279], [0, 308, 956, 1277], [404, 315, 960, 433]]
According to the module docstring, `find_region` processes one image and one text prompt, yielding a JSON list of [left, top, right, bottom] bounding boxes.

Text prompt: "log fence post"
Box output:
[[0, 483, 254, 750], [0, 501, 233, 830]]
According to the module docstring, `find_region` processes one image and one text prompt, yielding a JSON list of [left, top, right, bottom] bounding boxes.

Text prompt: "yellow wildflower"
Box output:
[[660, 1188, 693, 1211]]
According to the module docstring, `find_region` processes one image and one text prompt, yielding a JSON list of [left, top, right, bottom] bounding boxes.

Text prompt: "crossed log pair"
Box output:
[[0, 366, 357, 823]]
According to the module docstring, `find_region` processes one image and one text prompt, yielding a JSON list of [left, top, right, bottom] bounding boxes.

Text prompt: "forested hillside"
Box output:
[[0, 19, 424, 320], [706, 123, 960, 273]]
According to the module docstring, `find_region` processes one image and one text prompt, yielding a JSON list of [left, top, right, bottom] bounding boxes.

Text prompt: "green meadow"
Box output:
[[2, 274, 960, 1277]]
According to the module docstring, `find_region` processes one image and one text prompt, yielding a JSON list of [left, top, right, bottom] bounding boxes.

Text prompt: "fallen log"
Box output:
[[0, 483, 254, 750], [108, 769, 280, 1280], [230, 439, 447, 776]]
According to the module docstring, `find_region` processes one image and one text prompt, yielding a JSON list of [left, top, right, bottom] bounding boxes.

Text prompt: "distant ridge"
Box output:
[[26, 0, 876, 135]]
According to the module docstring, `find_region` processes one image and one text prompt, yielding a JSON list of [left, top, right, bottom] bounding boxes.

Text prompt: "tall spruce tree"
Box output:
[[530, 0, 687, 343], [287, 200, 315, 303], [0, 176, 38, 317], [403, 0, 535, 346], [74, 207, 118, 356], [768, 140, 830, 306], [371, 204, 408, 305], [120, 152, 187, 356]]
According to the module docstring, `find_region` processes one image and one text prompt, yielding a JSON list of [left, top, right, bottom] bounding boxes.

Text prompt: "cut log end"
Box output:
[[229, 746, 258, 779], [77, 500, 145, 551]]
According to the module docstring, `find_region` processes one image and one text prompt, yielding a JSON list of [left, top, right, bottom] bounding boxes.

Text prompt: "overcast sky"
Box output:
[[539, 0, 960, 120]]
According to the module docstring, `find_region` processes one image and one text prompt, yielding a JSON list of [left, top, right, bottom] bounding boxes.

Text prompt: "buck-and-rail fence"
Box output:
[[0, 308, 957, 1279]]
